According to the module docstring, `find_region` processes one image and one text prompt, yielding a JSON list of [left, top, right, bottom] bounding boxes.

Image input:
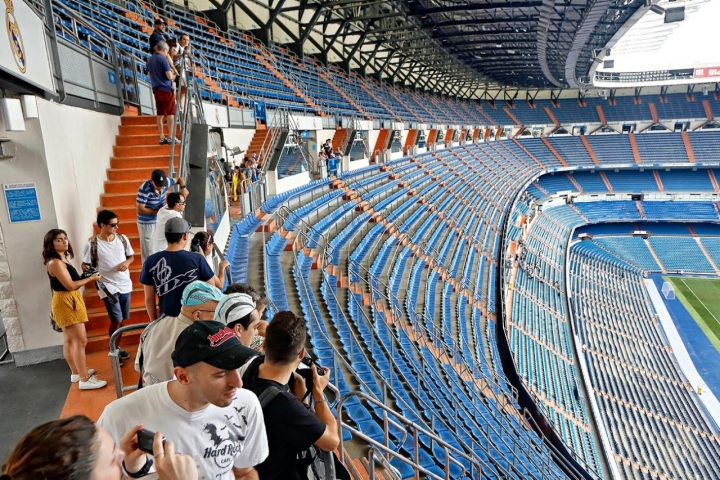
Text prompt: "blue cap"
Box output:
[[181, 281, 224, 307]]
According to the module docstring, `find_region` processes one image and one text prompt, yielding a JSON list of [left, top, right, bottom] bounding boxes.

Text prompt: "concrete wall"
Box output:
[[0, 98, 120, 365], [39, 99, 120, 254], [0, 108, 61, 362]]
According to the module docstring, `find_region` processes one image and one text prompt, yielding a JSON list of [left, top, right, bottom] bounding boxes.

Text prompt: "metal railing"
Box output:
[[109, 323, 150, 398]]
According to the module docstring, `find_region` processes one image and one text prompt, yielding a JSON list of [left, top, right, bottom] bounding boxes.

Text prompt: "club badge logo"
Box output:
[[4, 0, 26, 74]]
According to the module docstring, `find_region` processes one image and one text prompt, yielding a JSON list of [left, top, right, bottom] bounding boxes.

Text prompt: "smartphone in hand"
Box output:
[[137, 428, 166, 455]]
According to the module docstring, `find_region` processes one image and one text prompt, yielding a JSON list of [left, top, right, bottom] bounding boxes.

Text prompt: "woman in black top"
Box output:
[[42, 229, 106, 390]]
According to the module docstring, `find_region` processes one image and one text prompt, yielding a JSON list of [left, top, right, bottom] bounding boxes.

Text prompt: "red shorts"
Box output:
[[153, 89, 176, 116]]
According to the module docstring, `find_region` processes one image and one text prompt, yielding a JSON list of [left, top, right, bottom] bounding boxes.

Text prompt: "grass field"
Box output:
[[664, 277, 720, 353]]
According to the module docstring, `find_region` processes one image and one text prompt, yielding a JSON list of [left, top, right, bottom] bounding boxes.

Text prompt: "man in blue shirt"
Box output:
[[149, 18, 166, 53], [136, 169, 187, 262], [140, 217, 222, 320], [148, 41, 178, 145]]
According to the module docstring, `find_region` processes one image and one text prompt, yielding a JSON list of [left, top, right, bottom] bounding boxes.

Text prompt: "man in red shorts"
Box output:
[[148, 41, 178, 145]]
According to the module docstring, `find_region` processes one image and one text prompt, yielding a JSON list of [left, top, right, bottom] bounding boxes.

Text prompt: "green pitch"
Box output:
[[664, 277, 720, 354]]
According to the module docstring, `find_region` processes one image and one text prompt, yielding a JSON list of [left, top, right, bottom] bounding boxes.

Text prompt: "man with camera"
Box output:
[[82, 209, 135, 361], [241, 311, 339, 480], [99, 321, 268, 479]]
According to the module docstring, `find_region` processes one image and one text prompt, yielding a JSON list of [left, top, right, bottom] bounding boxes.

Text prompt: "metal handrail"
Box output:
[[337, 391, 479, 480], [109, 323, 150, 398]]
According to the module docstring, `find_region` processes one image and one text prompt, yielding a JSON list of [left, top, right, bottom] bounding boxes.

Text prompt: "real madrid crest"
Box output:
[[5, 0, 26, 74]]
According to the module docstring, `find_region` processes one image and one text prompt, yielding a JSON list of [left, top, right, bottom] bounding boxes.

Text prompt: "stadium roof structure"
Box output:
[[220, 0, 648, 95]]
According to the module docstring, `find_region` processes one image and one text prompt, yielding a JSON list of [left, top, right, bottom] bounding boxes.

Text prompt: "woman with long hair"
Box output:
[[1, 415, 197, 480], [42, 229, 106, 390], [190, 230, 229, 280]]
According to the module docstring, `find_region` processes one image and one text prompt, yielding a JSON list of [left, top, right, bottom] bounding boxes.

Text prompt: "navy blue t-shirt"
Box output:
[[148, 53, 173, 91], [139, 250, 215, 317], [149, 30, 165, 52]]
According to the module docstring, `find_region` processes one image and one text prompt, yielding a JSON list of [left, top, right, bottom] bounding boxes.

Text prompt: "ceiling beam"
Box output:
[[408, 1, 543, 16]]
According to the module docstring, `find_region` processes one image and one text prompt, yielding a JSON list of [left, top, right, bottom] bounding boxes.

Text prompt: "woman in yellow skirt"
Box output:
[[43, 229, 107, 390]]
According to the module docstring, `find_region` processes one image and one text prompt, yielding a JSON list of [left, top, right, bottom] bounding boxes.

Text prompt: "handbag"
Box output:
[[50, 313, 62, 333]]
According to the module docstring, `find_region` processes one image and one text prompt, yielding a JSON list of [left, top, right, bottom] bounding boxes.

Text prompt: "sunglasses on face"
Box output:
[[108, 223, 119, 228]]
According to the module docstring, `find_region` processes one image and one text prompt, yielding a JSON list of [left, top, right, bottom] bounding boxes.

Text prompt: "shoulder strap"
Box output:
[[257, 385, 282, 408], [90, 236, 98, 268], [118, 234, 129, 255]]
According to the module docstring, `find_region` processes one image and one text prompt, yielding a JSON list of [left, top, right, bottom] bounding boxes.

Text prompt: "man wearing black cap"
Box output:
[[140, 217, 222, 321], [99, 321, 269, 480], [136, 169, 187, 262], [149, 18, 166, 53]]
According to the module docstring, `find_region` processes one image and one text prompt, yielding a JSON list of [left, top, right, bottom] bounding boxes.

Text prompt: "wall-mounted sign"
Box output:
[[3, 182, 41, 223], [0, 0, 55, 93]]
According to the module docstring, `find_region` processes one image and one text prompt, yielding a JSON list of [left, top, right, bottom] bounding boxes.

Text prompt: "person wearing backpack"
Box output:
[[241, 311, 340, 480], [82, 210, 135, 361]]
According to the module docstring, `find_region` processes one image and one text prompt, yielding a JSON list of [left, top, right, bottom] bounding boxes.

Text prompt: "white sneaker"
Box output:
[[70, 368, 96, 383], [78, 375, 107, 390]]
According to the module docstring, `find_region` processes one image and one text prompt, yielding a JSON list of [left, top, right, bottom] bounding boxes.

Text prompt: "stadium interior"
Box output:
[[0, 0, 720, 478]]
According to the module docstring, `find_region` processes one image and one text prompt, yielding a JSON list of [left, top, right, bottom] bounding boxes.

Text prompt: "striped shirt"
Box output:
[[136, 178, 175, 224]]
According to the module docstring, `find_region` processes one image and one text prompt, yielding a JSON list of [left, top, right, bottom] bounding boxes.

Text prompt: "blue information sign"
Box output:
[[3, 183, 41, 223]]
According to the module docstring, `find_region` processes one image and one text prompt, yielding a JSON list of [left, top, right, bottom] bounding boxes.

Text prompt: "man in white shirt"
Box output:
[[152, 192, 186, 255], [99, 320, 269, 480], [136, 280, 223, 386], [82, 209, 135, 361]]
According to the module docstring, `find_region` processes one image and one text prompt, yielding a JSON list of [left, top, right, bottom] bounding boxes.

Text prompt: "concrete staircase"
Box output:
[[85, 115, 178, 352]]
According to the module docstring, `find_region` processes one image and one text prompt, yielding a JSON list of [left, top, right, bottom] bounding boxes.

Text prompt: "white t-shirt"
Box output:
[[98, 382, 268, 479], [82, 234, 134, 295], [152, 208, 182, 254], [134, 314, 194, 386], [204, 251, 220, 275]]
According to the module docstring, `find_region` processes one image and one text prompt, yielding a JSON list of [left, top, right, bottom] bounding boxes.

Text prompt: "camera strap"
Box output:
[[257, 385, 282, 408]]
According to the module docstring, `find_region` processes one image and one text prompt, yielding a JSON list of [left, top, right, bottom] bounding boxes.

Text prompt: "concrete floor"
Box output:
[[0, 360, 70, 464]]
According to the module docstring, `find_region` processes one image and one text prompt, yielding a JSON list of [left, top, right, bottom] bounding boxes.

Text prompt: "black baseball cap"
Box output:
[[172, 321, 249, 370], [151, 169, 166, 185]]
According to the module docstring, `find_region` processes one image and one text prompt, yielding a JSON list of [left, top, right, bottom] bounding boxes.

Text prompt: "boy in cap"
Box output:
[[136, 169, 187, 262], [99, 321, 269, 479], [140, 217, 221, 322], [135, 280, 223, 385]]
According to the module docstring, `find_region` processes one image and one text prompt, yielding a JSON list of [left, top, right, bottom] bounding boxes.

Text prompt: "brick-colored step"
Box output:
[[104, 179, 146, 194], [98, 205, 139, 222], [86, 306, 149, 338], [119, 124, 181, 136], [107, 168, 160, 181], [115, 134, 165, 147], [113, 144, 178, 157], [100, 192, 141, 207], [121, 115, 161, 126], [110, 156, 177, 169]]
